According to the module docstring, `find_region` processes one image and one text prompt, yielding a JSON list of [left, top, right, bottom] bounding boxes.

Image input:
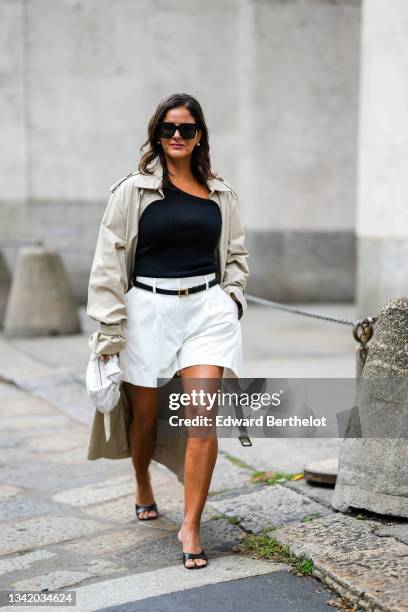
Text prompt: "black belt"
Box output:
[[132, 276, 219, 296]]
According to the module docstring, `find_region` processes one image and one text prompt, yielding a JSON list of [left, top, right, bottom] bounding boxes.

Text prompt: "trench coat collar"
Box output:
[[112, 158, 232, 196]]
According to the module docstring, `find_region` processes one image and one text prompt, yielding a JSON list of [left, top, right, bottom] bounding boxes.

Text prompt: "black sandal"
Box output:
[[135, 502, 158, 521], [182, 549, 208, 569]]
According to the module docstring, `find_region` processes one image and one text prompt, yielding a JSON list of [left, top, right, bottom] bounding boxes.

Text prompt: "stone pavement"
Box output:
[[0, 302, 407, 611], [210, 482, 408, 611], [0, 380, 339, 611]]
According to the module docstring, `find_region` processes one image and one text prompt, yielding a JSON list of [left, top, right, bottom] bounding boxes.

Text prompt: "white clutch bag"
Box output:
[[85, 351, 123, 415]]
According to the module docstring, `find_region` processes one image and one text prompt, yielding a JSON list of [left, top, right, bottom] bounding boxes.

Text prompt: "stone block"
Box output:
[[4, 246, 81, 337], [63, 526, 171, 557], [0, 550, 56, 577], [332, 297, 408, 518], [208, 484, 332, 533], [2, 515, 106, 555], [0, 497, 56, 522], [0, 485, 23, 500], [12, 570, 92, 592], [52, 476, 135, 507], [273, 514, 408, 611]]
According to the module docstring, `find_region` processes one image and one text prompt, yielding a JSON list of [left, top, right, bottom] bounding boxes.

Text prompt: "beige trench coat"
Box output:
[[86, 158, 250, 484]]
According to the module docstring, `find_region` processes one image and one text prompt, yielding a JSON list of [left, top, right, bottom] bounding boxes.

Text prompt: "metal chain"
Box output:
[[245, 294, 375, 327], [352, 317, 376, 367], [245, 294, 378, 370]]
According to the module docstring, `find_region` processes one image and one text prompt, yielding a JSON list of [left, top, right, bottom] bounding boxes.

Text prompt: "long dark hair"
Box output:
[[138, 93, 222, 189]]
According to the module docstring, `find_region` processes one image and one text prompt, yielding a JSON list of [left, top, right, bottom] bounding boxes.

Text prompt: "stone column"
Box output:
[[356, 0, 408, 317], [331, 297, 408, 518]]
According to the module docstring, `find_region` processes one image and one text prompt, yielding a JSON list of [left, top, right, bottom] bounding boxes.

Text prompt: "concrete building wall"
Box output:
[[0, 0, 361, 303], [356, 0, 408, 317], [239, 0, 360, 301], [1, 0, 28, 224]]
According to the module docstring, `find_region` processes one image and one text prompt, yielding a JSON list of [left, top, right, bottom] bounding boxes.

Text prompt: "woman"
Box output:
[[87, 93, 250, 569]]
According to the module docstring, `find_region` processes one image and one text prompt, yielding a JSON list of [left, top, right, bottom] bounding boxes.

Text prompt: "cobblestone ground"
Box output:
[[0, 380, 243, 589], [1, 378, 346, 612], [0, 304, 407, 611]]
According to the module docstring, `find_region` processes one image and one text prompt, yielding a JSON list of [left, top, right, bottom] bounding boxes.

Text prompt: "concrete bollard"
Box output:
[[331, 297, 408, 518], [3, 245, 81, 337], [0, 252, 11, 328]]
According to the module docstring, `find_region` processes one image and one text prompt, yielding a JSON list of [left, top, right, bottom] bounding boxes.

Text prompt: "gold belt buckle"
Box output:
[[178, 288, 189, 297]]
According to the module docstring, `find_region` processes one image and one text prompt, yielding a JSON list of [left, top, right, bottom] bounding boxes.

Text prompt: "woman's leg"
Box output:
[[177, 364, 223, 568], [124, 381, 158, 519]]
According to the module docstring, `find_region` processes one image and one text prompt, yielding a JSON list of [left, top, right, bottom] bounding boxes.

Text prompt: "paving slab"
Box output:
[[209, 453, 253, 493], [0, 414, 73, 431], [0, 497, 57, 522], [61, 526, 173, 557], [2, 514, 107, 555], [23, 375, 94, 425], [80, 492, 218, 528], [116, 520, 242, 574], [0, 550, 57, 577], [218, 437, 343, 474], [0, 444, 88, 466], [0, 339, 58, 386], [0, 339, 94, 426], [0, 485, 23, 500], [11, 570, 94, 593], [0, 427, 63, 449], [10, 334, 91, 379], [378, 583, 408, 612], [0, 398, 55, 416], [32, 448, 93, 465], [81, 494, 148, 524], [24, 432, 89, 453], [51, 476, 137, 507], [79, 559, 125, 578], [208, 483, 332, 533], [283, 478, 336, 509], [0, 458, 128, 492], [272, 513, 408, 611], [372, 522, 408, 546], [0, 545, 137, 592]]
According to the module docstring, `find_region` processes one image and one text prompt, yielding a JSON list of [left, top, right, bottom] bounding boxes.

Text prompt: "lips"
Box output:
[[171, 144, 184, 148]]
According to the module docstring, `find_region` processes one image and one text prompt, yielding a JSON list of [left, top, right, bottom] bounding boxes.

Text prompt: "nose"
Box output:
[[171, 126, 183, 139]]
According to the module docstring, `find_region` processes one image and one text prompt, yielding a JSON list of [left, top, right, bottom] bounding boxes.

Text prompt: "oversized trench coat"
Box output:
[[86, 158, 250, 484]]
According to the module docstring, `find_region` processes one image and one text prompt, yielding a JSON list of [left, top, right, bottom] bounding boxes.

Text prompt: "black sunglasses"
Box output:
[[157, 122, 198, 140]]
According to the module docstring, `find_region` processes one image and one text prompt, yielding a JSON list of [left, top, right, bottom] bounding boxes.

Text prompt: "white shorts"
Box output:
[[119, 272, 243, 388]]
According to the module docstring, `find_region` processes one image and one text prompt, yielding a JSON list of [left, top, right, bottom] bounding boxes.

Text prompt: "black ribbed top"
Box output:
[[132, 183, 222, 278]]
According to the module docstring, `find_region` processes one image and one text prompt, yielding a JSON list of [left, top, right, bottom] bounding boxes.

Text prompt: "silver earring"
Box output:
[[197, 142, 201, 147]]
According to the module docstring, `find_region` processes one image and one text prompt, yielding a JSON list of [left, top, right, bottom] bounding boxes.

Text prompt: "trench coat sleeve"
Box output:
[[221, 192, 250, 320], [87, 186, 128, 356]]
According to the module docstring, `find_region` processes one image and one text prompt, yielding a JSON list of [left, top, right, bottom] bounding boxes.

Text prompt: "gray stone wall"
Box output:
[[0, 0, 361, 303], [356, 0, 408, 317]]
